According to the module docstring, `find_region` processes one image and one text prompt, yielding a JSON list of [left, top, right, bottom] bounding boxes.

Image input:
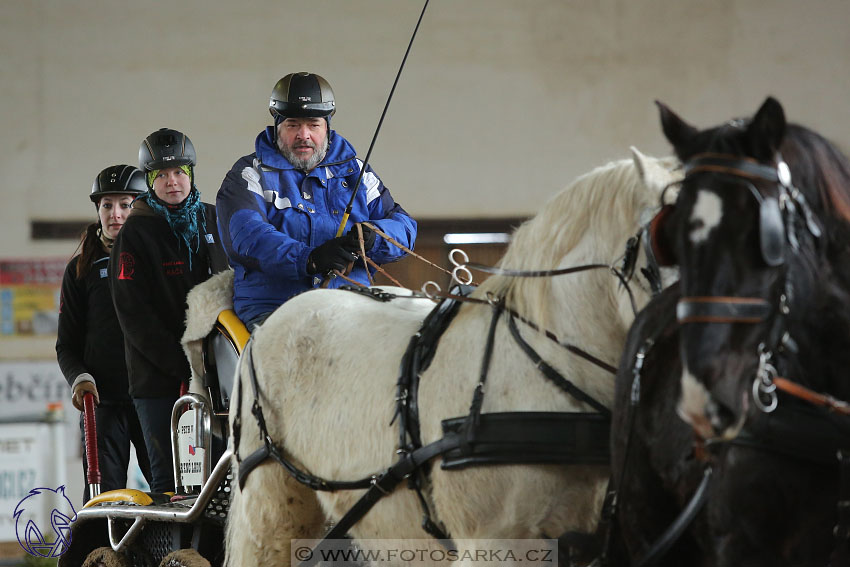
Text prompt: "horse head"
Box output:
[[655, 96, 850, 440]]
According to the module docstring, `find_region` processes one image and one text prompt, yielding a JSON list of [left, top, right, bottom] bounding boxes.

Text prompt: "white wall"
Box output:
[[2, 0, 849, 258]]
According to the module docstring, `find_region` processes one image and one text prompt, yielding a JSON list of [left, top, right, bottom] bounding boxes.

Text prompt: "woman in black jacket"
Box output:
[[56, 165, 153, 502], [110, 129, 228, 493]]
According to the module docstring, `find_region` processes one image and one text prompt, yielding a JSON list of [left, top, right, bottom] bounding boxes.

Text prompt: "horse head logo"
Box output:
[[13, 486, 76, 557]]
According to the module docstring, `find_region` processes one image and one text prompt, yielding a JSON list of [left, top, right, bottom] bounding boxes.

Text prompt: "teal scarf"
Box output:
[[137, 187, 206, 269]]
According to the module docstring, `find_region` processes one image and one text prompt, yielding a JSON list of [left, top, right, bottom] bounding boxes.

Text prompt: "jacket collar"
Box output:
[[128, 198, 157, 217], [255, 126, 356, 174]]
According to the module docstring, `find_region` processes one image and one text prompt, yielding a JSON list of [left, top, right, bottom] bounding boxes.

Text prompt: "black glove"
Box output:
[[307, 237, 357, 275], [346, 223, 376, 253]]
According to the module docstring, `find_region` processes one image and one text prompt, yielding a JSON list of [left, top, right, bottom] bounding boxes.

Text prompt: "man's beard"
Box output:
[[280, 136, 329, 171]]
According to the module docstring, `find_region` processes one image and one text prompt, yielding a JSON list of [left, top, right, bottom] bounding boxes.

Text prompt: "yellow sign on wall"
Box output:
[[0, 260, 65, 337]]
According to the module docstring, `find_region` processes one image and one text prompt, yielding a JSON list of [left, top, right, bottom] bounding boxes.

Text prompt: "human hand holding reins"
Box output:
[[345, 223, 376, 253], [307, 237, 358, 275]]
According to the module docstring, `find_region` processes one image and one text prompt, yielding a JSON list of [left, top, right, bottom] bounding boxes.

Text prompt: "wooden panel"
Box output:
[[31, 220, 89, 240]]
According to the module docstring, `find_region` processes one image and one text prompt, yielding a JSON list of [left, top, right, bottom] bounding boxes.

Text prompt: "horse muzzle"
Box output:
[[677, 368, 748, 441]]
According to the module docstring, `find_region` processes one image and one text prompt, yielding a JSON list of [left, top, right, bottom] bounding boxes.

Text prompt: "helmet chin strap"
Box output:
[[98, 226, 114, 250]]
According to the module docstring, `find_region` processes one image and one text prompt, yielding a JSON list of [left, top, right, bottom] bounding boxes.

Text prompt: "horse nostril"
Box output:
[[706, 398, 738, 438]]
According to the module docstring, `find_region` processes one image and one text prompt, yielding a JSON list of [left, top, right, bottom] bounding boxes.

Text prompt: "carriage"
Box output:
[[58, 287, 247, 567]]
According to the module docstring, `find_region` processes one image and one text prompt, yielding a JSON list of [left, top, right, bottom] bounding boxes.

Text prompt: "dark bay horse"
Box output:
[[610, 97, 850, 566]]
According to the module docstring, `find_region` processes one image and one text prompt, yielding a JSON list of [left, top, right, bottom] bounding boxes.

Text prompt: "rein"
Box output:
[[603, 302, 715, 567], [336, 221, 640, 375], [772, 377, 850, 415]]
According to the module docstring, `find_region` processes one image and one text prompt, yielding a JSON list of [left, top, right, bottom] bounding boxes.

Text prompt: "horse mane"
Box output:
[[674, 114, 850, 229], [781, 126, 850, 392], [476, 156, 676, 327], [781, 124, 850, 228]]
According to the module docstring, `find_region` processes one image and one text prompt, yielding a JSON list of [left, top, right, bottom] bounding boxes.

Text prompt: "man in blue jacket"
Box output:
[[216, 72, 417, 329]]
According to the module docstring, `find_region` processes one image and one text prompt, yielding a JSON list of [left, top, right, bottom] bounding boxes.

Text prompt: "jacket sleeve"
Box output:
[[360, 164, 417, 263], [55, 258, 90, 387], [202, 204, 231, 274], [216, 162, 313, 279], [109, 222, 189, 383]]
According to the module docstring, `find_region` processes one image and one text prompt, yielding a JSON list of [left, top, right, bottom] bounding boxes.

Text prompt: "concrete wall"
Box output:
[[2, 0, 849, 259]]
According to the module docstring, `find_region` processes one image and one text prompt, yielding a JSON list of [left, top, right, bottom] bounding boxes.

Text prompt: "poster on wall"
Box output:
[[0, 422, 65, 543], [0, 361, 77, 452], [0, 259, 65, 337]]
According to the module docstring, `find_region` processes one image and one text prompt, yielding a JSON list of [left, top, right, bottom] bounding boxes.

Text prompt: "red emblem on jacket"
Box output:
[[118, 252, 135, 280], [163, 260, 185, 276]]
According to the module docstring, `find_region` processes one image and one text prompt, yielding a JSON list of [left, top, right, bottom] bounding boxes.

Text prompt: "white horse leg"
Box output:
[[225, 461, 325, 566]]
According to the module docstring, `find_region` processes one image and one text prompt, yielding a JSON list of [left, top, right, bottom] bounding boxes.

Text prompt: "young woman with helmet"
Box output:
[[110, 129, 228, 493], [56, 164, 153, 502], [216, 72, 417, 329]]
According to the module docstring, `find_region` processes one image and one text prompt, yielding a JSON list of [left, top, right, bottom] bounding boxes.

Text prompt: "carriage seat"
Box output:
[[182, 269, 244, 415], [201, 309, 249, 415]]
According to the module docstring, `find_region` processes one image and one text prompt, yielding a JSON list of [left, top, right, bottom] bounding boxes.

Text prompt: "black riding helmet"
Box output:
[[139, 128, 197, 172], [90, 164, 146, 204], [269, 72, 336, 122]]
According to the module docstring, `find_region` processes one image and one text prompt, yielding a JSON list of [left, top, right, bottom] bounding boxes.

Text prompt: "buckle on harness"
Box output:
[[371, 474, 391, 495], [395, 389, 409, 405]]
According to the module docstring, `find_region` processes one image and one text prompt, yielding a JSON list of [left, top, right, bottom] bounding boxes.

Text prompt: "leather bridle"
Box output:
[[673, 152, 838, 418], [675, 152, 794, 326]]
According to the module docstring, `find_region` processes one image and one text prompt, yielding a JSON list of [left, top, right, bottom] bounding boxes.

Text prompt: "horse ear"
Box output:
[[656, 100, 698, 154], [746, 96, 786, 160], [630, 146, 650, 181], [630, 146, 678, 194]]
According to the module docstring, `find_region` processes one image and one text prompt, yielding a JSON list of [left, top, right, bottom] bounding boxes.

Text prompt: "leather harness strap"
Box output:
[[298, 434, 463, 567], [684, 153, 781, 182], [772, 377, 850, 416], [676, 296, 773, 324], [633, 467, 713, 567], [836, 451, 850, 547], [507, 315, 611, 417], [235, 339, 375, 492]]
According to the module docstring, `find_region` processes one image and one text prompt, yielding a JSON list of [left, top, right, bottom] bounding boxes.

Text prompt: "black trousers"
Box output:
[[80, 402, 153, 503], [132, 397, 178, 494]]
